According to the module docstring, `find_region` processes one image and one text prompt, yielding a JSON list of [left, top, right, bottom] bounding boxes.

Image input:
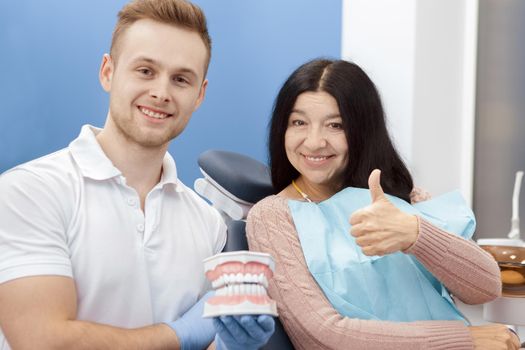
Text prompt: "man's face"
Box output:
[[99, 19, 208, 149]]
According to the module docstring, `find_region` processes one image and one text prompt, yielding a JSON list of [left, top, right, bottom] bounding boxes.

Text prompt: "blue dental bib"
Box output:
[[288, 188, 475, 323]]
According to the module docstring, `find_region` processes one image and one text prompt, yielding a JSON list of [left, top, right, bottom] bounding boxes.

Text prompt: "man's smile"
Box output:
[[138, 105, 173, 120]]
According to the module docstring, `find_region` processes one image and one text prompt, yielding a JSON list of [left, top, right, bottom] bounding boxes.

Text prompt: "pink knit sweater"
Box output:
[[246, 193, 502, 350]]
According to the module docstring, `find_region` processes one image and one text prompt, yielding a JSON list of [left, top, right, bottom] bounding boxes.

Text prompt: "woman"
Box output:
[[246, 59, 520, 349]]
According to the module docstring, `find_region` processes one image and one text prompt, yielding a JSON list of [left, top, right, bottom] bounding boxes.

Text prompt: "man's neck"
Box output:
[[96, 128, 167, 211]]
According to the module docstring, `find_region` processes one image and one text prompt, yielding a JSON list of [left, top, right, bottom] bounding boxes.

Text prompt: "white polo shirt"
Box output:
[[0, 125, 226, 342]]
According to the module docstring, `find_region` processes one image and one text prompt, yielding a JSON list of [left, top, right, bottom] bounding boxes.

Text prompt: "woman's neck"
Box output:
[[289, 176, 340, 202]]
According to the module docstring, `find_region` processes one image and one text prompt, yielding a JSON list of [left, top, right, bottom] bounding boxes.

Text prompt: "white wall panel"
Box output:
[[342, 0, 478, 203]]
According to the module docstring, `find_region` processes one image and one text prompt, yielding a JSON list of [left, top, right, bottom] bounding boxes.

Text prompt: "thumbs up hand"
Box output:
[[349, 169, 419, 256]]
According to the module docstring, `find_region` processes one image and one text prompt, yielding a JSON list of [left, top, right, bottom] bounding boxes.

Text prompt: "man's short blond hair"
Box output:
[[111, 0, 211, 73]]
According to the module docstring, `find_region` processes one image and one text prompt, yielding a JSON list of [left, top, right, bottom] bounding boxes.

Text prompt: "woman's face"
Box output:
[[285, 91, 349, 190]]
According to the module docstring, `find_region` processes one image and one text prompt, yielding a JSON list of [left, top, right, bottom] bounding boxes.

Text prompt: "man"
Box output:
[[0, 0, 274, 349]]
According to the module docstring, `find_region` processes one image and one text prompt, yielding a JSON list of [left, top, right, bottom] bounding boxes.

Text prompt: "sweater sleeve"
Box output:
[[246, 196, 474, 350], [405, 218, 501, 304], [407, 187, 501, 304]]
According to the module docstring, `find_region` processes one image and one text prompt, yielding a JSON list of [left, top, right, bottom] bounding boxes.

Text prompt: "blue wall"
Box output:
[[0, 1, 341, 185]]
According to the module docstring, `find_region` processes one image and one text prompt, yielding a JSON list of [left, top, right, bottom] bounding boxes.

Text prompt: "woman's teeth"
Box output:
[[305, 155, 329, 162]]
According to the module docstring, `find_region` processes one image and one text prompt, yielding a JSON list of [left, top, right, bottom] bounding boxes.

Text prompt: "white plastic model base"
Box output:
[[477, 238, 525, 247], [483, 295, 525, 326], [202, 251, 279, 318]]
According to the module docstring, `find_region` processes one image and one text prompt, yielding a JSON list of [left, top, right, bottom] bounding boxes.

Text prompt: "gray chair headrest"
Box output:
[[198, 150, 274, 204]]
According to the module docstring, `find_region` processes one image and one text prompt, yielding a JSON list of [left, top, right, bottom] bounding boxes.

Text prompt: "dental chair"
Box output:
[[195, 150, 295, 350]]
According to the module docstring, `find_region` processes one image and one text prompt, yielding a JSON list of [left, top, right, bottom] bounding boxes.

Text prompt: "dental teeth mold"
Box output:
[[202, 251, 278, 317]]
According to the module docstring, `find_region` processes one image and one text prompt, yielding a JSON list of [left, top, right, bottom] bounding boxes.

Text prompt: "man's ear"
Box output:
[[193, 79, 208, 111], [99, 54, 114, 92]]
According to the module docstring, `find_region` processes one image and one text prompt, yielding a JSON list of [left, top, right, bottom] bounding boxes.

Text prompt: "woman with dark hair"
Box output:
[[269, 59, 412, 201], [246, 59, 519, 349]]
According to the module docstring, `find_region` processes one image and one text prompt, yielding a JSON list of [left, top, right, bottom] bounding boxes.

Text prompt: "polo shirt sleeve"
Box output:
[[211, 207, 227, 254], [0, 168, 73, 285]]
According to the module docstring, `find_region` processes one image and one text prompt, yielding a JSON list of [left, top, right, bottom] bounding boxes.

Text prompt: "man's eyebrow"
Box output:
[[130, 56, 158, 65], [176, 67, 198, 78], [130, 56, 198, 78]]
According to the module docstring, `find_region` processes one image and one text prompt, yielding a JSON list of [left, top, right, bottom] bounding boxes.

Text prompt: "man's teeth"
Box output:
[[305, 156, 329, 162], [140, 107, 169, 119]]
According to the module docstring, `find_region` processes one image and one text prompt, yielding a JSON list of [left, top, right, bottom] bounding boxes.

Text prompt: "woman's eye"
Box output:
[[291, 120, 305, 126], [328, 122, 343, 129]]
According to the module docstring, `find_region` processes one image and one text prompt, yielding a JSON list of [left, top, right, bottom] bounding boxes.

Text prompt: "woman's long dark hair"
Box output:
[[268, 58, 414, 202]]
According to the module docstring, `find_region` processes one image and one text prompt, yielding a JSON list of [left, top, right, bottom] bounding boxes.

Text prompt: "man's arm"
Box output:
[[0, 276, 180, 350]]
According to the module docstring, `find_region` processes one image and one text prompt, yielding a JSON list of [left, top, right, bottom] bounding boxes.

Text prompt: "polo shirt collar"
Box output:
[[159, 152, 184, 192], [69, 125, 183, 192], [69, 125, 120, 180]]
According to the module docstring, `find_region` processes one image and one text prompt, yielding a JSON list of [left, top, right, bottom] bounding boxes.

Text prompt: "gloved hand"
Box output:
[[166, 291, 215, 350], [214, 315, 275, 350]]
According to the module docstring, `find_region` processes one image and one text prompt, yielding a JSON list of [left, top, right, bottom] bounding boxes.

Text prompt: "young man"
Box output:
[[0, 0, 274, 349]]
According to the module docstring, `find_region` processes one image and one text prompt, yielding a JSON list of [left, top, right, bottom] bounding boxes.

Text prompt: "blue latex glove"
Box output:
[[166, 291, 215, 350], [214, 315, 275, 350]]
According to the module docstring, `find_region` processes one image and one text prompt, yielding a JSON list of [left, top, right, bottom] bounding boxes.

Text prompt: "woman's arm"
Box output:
[[246, 196, 474, 350], [407, 188, 501, 304], [406, 218, 501, 304]]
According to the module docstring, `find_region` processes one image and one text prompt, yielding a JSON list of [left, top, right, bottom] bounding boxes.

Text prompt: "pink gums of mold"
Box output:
[[207, 295, 273, 305], [205, 261, 273, 281]]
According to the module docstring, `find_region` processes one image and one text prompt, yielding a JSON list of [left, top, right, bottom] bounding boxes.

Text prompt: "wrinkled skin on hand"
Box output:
[[468, 324, 521, 350]]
